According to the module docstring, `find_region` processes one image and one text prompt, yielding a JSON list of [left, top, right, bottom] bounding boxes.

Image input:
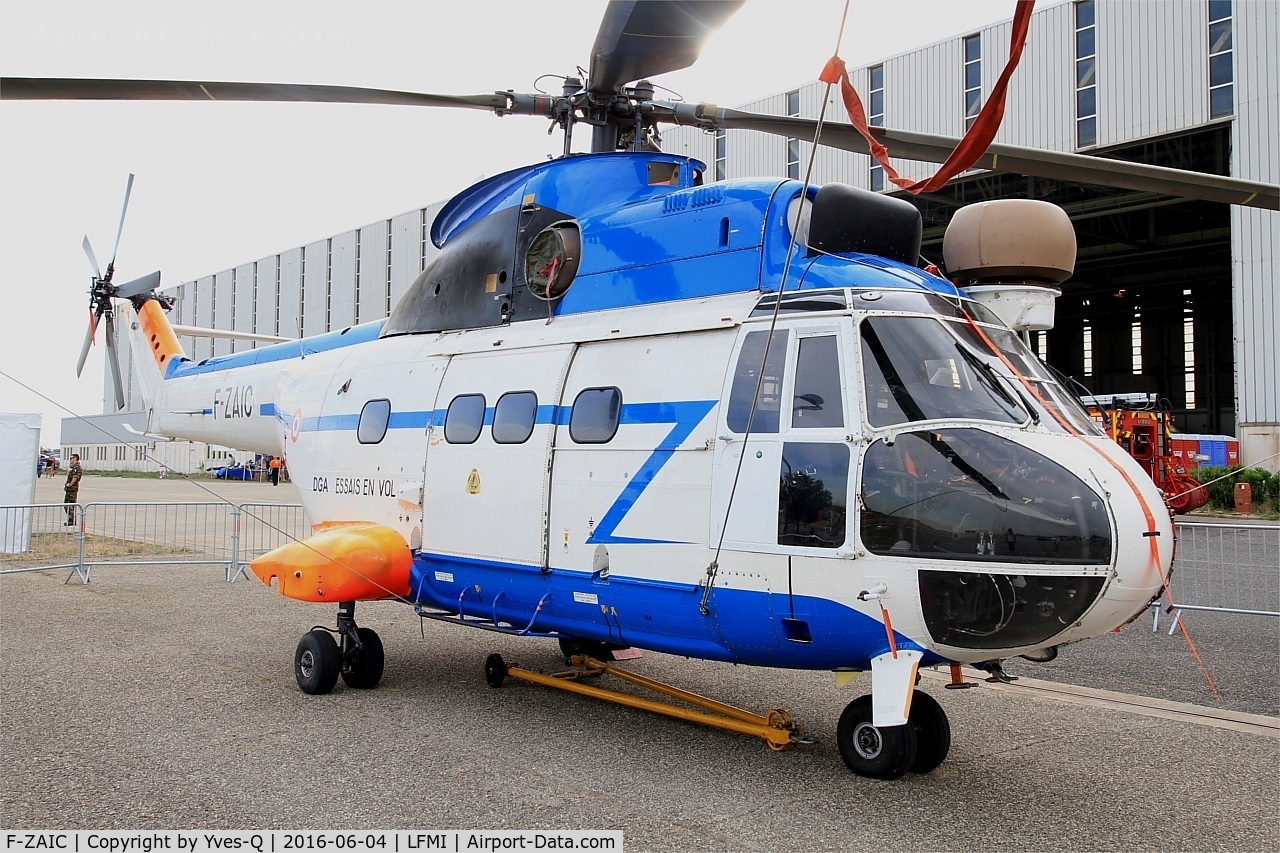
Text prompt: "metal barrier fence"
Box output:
[[1156, 522, 1280, 630], [4, 505, 1276, 621], [0, 502, 309, 583]]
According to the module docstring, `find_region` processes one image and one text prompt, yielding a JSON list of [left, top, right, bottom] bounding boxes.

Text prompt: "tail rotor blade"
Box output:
[[82, 235, 102, 279], [115, 269, 161, 299], [109, 173, 136, 270], [75, 307, 103, 377], [104, 312, 126, 410]]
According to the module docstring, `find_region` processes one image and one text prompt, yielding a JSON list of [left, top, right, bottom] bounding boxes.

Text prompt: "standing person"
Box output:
[[269, 455, 281, 486], [63, 454, 82, 526]]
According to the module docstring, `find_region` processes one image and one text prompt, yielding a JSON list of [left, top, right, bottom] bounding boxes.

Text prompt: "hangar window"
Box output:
[[1208, 0, 1233, 118], [868, 65, 885, 191], [786, 91, 801, 180], [1075, 0, 1098, 147], [570, 387, 622, 444], [714, 129, 726, 182], [357, 399, 391, 444], [445, 394, 486, 444], [493, 391, 538, 445], [963, 34, 981, 132]]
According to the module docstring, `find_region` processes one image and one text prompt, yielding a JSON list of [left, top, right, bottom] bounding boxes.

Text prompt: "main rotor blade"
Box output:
[[0, 77, 510, 111], [75, 307, 103, 378], [104, 312, 126, 410], [82, 235, 102, 279], [590, 0, 744, 93], [109, 173, 135, 269], [114, 270, 162, 299], [710, 109, 1280, 210]]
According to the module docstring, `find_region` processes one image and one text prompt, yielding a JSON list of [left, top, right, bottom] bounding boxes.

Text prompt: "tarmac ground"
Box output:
[[4, 475, 1277, 849]]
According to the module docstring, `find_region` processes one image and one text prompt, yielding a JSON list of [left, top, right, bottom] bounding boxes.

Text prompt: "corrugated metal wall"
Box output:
[[277, 249, 301, 340], [1231, 0, 1278, 451], [255, 254, 279, 340], [357, 221, 389, 324], [301, 239, 327, 339], [232, 263, 254, 353], [147, 0, 1273, 459], [329, 231, 358, 331]]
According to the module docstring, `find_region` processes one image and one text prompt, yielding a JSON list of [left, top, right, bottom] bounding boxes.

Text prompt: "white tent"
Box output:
[[1, 412, 42, 553]]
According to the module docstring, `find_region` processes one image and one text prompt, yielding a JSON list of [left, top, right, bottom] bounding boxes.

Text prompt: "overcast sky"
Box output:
[[1, 0, 1015, 450]]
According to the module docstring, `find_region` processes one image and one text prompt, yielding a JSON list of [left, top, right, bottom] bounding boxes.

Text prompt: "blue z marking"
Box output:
[[585, 400, 716, 545]]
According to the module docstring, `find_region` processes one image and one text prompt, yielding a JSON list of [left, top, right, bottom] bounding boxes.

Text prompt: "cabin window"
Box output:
[[357, 399, 391, 444], [727, 329, 789, 434], [569, 387, 622, 444], [444, 394, 486, 444], [493, 391, 538, 445], [778, 442, 849, 549], [792, 336, 844, 429]]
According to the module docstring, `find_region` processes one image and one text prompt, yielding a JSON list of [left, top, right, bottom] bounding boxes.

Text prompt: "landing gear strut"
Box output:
[[293, 601, 384, 694]]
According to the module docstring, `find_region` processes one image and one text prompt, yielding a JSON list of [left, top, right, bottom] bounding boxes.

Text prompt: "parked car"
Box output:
[[213, 464, 255, 480]]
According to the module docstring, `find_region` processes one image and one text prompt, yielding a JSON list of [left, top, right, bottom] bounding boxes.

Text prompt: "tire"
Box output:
[[907, 690, 951, 773], [484, 653, 507, 688], [341, 627, 384, 689], [295, 630, 340, 695], [836, 695, 918, 780]]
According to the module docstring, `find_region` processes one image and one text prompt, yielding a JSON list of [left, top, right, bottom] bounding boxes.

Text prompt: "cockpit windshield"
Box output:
[[860, 316, 1029, 427], [859, 312, 1103, 436]]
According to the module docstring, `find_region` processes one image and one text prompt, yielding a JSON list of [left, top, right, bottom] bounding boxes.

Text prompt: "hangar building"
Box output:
[[80, 0, 1278, 472]]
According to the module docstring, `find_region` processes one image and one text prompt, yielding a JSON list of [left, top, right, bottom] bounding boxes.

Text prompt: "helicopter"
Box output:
[[5, 0, 1277, 780]]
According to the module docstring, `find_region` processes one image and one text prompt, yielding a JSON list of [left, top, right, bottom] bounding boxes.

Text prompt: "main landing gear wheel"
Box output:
[[295, 629, 340, 695], [341, 626, 384, 690], [907, 690, 951, 773], [836, 695, 918, 780]]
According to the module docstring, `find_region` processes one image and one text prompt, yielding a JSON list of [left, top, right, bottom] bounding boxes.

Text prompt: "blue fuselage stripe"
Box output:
[[410, 551, 933, 669]]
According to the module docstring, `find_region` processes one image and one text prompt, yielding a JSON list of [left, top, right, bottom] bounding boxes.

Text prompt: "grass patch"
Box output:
[[1, 531, 195, 571]]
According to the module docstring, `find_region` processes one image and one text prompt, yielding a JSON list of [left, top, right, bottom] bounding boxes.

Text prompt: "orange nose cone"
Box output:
[[249, 523, 412, 602]]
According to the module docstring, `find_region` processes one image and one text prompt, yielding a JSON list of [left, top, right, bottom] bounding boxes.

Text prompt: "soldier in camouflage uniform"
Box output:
[[63, 454, 82, 526]]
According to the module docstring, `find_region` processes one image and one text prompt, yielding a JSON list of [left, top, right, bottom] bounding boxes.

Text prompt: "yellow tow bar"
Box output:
[[484, 653, 807, 751]]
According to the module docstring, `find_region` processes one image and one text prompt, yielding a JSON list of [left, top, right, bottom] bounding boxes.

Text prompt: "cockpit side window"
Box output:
[[792, 335, 844, 429], [727, 329, 789, 434], [778, 442, 849, 548]]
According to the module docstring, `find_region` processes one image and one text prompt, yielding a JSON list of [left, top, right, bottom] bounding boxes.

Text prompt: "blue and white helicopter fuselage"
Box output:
[[124, 152, 1173, 777]]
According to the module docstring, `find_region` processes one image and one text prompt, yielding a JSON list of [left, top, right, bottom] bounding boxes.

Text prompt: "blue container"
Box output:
[[1210, 438, 1228, 467]]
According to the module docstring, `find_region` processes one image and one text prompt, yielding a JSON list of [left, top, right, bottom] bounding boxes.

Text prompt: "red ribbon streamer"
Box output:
[[818, 0, 1036, 195]]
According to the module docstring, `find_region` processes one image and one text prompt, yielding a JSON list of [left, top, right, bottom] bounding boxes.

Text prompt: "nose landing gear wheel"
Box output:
[[836, 695, 918, 780], [295, 629, 340, 695], [908, 689, 951, 773]]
